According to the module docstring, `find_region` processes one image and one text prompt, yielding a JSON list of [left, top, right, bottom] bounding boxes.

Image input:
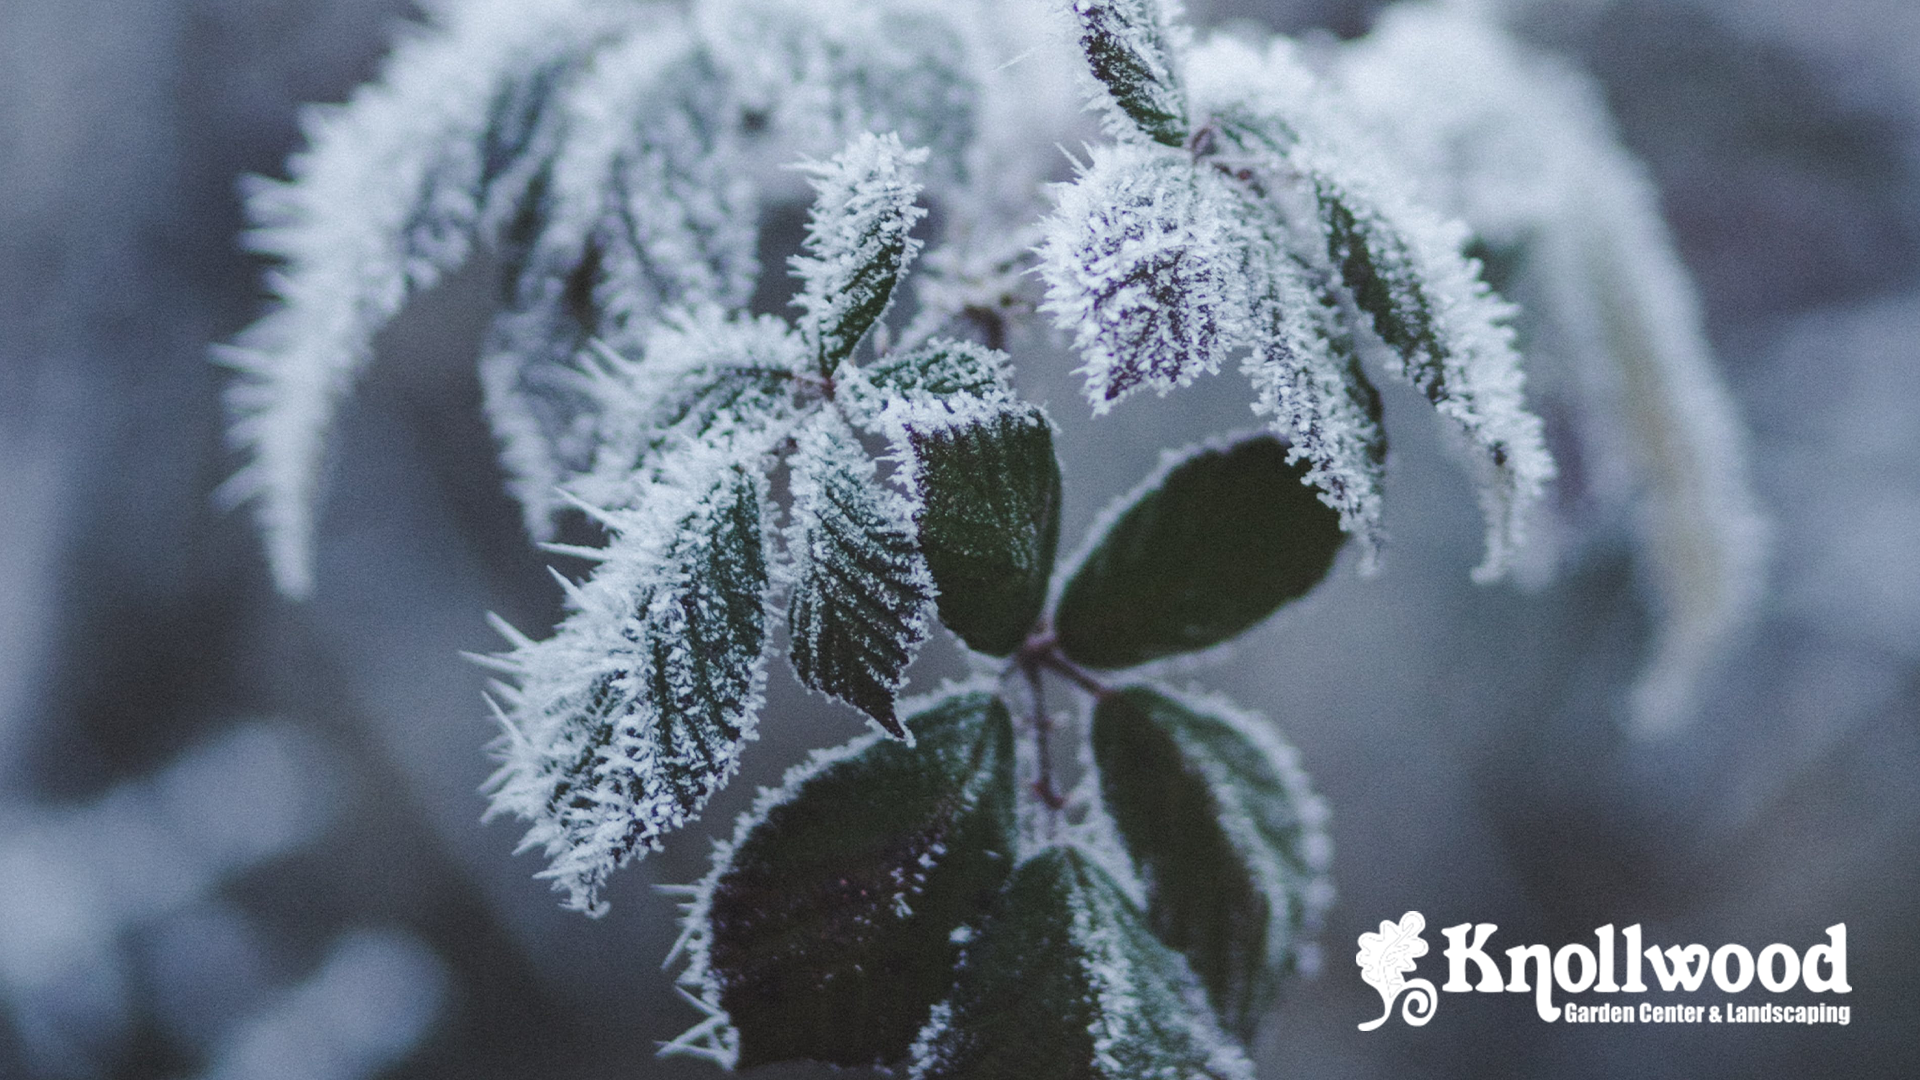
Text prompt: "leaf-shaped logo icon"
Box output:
[[1356, 911, 1438, 1030]]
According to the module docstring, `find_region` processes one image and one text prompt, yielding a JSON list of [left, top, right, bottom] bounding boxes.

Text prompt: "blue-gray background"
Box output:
[[1, 0, 1915, 1076]]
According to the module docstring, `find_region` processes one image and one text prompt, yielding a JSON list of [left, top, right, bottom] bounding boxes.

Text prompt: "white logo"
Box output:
[[1356, 910, 1439, 1030], [1355, 916, 1852, 1028]]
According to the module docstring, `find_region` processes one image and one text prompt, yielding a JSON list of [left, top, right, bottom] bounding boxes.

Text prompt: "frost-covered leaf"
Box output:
[[898, 403, 1062, 657], [1070, 0, 1189, 147], [698, 0, 979, 183], [791, 132, 930, 369], [907, 844, 1253, 1080], [573, 309, 804, 511], [786, 411, 936, 736], [485, 31, 761, 533], [860, 338, 1011, 401], [1055, 433, 1344, 670], [1335, 5, 1766, 731], [484, 453, 776, 916], [1222, 160, 1391, 565], [1184, 34, 1554, 583], [675, 690, 1016, 1069], [1312, 172, 1551, 582], [1092, 684, 1331, 1038], [217, 0, 621, 595], [1039, 143, 1240, 410]]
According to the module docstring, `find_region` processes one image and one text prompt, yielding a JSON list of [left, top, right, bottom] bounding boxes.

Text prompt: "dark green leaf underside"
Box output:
[[1093, 686, 1322, 1038], [909, 405, 1062, 656], [705, 693, 1016, 1069], [1055, 433, 1343, 669], [912, 845, 1248, 1080]]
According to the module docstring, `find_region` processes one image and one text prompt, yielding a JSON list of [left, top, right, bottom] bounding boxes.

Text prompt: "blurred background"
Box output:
[[1, 0, 1915, 1076]]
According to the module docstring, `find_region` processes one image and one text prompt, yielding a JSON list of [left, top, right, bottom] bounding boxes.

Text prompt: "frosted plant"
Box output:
[[218, 0, 1745, 1071], [1334, 2, 1767, 733]]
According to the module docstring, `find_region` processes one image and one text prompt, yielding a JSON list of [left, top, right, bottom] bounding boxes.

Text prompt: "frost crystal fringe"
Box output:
[[1184, 35, 1553, 582], [791, 132, 930, 367], [217, 0, 618, 596], [484, 450, 776, 916]]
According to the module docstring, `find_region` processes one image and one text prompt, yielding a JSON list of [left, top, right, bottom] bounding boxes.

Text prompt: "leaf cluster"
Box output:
[[212, 0, 1674, 1074], [669, 426, 1341, 1073]]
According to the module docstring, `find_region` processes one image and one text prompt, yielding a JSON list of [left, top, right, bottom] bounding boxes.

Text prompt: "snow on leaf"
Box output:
[[697, 0, 979, 187], [907, 844, 1254, 1080], [1069, 0, 1190, 147], [1335, 5, 1766, 731], [572, 308, 805, 512], [672, 688, 1015, 1069], [484, 447, 779, 917], [790, 132, 930, 369], [785, 409, 937, 736], [484, 25, 761, 534], [216, 0, 621, 596], [1091, 683, 1333, 1038], [1185, 33, 1554, 583], [1038, 143, 1241, 411]]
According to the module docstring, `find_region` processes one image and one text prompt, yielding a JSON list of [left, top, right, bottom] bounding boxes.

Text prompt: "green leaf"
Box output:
[[792, 132, 930, 369], [1092, 685, 1331, 1039], [908, 845, 1254, 1080], [484, 457, 775, 916], [1073, 0, 1189, 147], [1054, 432, 1343, 669], [1315, 178, 1444, 392], [903, 404, 1062, 656], [787, 412, 936, 736], [683, 691, 1017, 1069]]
